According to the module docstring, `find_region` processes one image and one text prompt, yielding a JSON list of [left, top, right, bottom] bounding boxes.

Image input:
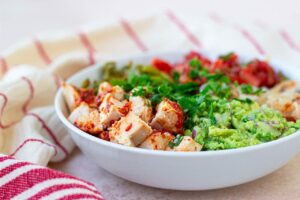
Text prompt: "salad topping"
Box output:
[[62, 52, 300, 152]]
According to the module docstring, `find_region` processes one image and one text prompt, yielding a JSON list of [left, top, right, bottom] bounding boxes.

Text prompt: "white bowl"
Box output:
[[55, 51, 300, 190]]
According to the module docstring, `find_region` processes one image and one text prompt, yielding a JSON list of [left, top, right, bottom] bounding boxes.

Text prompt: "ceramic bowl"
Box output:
[[55, 51, 300, 190]]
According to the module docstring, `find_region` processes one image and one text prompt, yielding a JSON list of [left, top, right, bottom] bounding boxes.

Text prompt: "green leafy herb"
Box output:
[[219, 52, 234, 61], [240, 84, 263, 95], [188, 69, 199, 79], [189, 58, 202, 70], [81, 79, 90, 88], [233, 98, 253, 104], [172, 71, 180, 83], [168, 135, 184, 148]]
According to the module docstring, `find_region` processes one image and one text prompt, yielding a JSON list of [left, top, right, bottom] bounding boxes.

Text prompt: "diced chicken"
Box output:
[[62, 82, 81, 111], [129, 96, 153, 122], [169, 136, 202, 152], [68, 102, 103, 134], [98, 93, 128, 128], [68, 102, 90, 123], [97, 81, 113, 97], [97, 82, 125, 104], [150, 99, 184, 133], [139, 131, 174, 150], [111, 85, 125, 101], [109, 112, 152, 146], [258, 80, 300, 120]]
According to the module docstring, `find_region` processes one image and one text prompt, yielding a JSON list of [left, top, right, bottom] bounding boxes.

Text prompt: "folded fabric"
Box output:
[[0, 11, 299, 198], [0, 154, 103, 199]]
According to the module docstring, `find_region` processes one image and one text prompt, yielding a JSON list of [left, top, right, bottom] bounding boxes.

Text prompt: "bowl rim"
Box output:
[[54, 50, 300, 157]]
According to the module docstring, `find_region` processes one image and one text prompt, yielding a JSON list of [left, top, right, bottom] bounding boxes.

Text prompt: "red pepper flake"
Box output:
[[99, 132, 110, 141], [165, 99, 184, 134], [110, 120, 116, 126], [119, 102, 131, 115], [80, 88, 95, 105], [125, 123, 132, 132]]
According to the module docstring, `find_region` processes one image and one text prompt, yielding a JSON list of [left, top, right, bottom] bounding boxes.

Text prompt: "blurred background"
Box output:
[[0, 0, 299, 52]]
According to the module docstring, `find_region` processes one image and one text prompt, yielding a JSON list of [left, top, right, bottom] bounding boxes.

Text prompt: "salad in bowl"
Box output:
[[61, 51, 300, 152]]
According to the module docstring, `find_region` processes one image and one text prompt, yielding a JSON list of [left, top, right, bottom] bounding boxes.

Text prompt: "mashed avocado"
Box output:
[[189, 99, 300, 150]]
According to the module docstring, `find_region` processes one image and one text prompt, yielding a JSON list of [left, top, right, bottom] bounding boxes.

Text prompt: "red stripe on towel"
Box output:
[[58, 193, 103, 200], [26, 113, 69, 156], [0, 156, 13, 162], [29, 183, 100, 200], [0, 77, 34, 129], [120, 19, 148, 52], [0, 57, 8, 74], [53, 74, 61, 90], [21, 77, 34, 113], [166, 10, 202, 49], [208, 12, 223, 24], [33, 39, 52, 64], [9, 138, 58, 157], [208, 13, 265, 55], [0, 166, 99, 199], [280, 29, 300, 53], [237, 26, 265, 55], [0, 93, 19, 129], [78, 32, 96, 65], [0, 162, 30, 178]]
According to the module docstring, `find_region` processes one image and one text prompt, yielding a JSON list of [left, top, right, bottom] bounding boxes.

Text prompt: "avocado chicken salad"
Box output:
[[62, 51, 300, 152]]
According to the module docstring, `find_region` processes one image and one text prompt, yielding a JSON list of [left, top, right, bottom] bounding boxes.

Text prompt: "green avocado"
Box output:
[[192, 99, 300, 150]]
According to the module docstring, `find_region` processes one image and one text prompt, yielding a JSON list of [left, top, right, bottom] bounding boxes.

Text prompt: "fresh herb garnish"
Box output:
[[172, 71, 180, 83], [219, 52, 234, 61], [240, 84, 263, 95], [168, 134, 184, 148], [82, 79, 90, 88]]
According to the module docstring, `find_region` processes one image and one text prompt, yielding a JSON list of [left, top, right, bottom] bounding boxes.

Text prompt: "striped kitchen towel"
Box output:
[[0, 155, 103, 199], [0, 11, 299, 199]]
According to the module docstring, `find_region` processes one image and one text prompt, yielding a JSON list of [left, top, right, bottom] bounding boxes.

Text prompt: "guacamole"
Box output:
[[188, 100, 300, 150]]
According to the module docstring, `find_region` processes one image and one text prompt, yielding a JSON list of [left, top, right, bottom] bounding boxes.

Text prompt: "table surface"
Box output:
[[2, 0, 300, 199]]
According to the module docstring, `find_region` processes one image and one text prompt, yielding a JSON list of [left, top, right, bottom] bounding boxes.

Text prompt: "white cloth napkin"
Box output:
[[0, 11, 299, 166]]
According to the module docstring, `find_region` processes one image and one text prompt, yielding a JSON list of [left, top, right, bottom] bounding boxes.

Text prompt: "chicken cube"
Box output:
[[258, 80, 300, 120], [139, 131, 174, 150], [150, 99, 184, 133], [62, 82, 81, 111], [129, 96, 153, 122], [68, 102, 103, 134], [97, 82, 125, 104], [109, 112, 152, 146], [170, 136, 202, 152], [97, 81, 113, 97], [98, 93, 128, 128], [111, 85, 125, 101]]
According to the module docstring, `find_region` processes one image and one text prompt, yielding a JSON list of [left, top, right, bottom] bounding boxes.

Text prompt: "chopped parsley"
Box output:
[[168, 135, 184, 148], [240, 84, 263, 95]]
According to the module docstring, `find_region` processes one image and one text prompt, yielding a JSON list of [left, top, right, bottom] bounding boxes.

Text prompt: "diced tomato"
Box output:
[[175, 51, 280, 87], [245, 60, 279, 87], [152, 58, 173, 74], [210, 59, 223, 73], [185, 51, 212, 67], [240, 69, 260, 86]]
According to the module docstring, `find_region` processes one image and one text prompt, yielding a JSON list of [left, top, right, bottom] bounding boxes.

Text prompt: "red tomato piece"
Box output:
[[152, 58, 173, 74]]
